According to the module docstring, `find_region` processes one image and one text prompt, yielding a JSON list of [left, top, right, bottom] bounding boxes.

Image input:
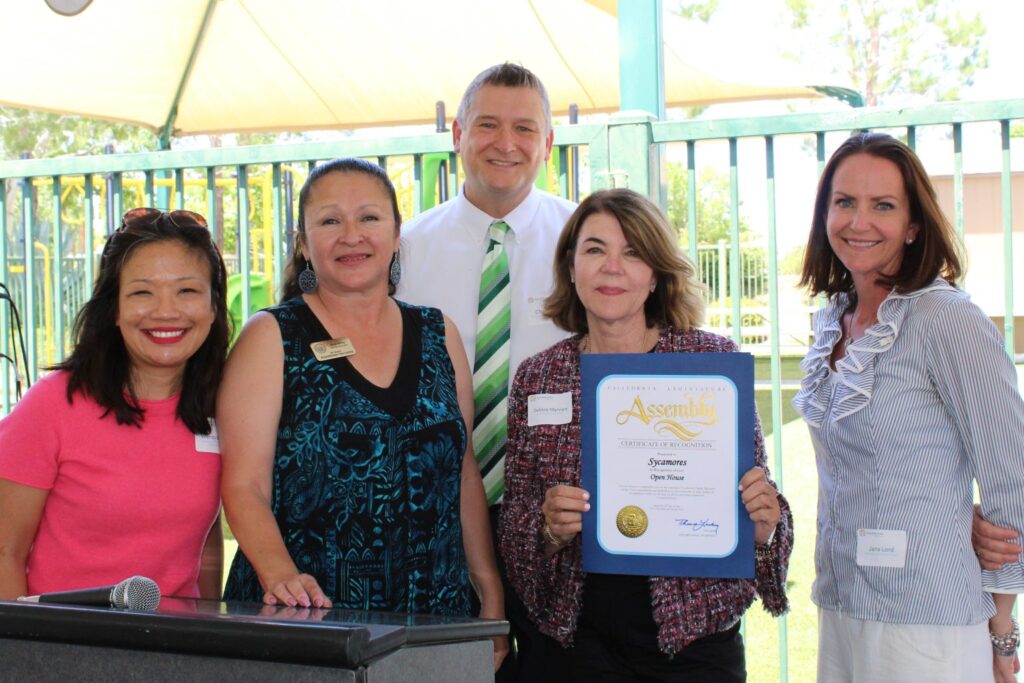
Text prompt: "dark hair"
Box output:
[[282, 157, 402, 299], [544, 188, 705, 334], [799, 131, 963, 298], [52, 210, 229, 435], [456, 62, 552, 132]]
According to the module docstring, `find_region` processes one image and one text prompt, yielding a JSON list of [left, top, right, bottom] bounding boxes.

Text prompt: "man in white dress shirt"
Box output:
[[398, 63, 574, 404], [396, 63, 575, 682]]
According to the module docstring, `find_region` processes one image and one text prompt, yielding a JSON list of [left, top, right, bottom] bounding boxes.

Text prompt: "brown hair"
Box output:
[[544, 188, 705, 334], [799, 131, 962, 298], [456, 62, 552, 132]]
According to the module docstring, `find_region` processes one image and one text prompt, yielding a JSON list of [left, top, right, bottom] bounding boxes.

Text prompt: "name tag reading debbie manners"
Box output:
[[527, 392, 573, 426]]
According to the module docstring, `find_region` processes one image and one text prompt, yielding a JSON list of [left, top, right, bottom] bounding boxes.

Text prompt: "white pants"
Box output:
[[817, 607, 993, 683]]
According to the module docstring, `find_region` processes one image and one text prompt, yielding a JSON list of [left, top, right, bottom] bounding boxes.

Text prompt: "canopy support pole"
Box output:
[[158, 0, 218, 149], [617, 0, 665, 120]]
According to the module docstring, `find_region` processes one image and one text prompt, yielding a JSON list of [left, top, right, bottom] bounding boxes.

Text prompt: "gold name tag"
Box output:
[[311, 338, 356, 361]]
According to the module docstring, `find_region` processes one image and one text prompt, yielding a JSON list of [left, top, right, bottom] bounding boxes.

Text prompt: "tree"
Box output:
[[0, 106, 156, 161], [666, 162, 751, 247], [783, 0, 988, 106], [672, 0, 719, 23]]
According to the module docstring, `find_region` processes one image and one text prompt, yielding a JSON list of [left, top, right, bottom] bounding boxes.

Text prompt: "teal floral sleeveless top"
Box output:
[[224, 297, 470, 616]]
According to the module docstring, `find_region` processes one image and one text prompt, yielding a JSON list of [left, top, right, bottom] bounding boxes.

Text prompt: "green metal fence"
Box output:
[[1, 98, 1021, 682]]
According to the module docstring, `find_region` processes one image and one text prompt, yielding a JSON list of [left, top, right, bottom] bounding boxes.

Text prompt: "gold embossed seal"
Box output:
[[616, 505, 648, 538]]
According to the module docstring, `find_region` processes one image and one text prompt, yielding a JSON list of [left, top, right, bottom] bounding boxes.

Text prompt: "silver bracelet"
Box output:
[[990, 617, 1020, 657]]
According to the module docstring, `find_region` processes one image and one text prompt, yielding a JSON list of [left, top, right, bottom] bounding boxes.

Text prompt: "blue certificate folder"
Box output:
[[581, 352, 755, 578]]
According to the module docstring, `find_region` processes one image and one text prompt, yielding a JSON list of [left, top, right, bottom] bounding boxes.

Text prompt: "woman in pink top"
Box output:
[[0, 208, 229, 600]]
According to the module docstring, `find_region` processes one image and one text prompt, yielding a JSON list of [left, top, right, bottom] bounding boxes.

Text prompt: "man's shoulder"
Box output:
[[532, 190, 577, 221], [534, 189, 577, 210], [402, 200, 458, 237]]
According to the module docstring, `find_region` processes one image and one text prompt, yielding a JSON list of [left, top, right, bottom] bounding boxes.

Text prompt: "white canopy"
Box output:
[[1, 0, 858, 139]]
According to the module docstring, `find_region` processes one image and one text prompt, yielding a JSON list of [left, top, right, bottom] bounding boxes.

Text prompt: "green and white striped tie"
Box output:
[[473, 220, 511, 504]]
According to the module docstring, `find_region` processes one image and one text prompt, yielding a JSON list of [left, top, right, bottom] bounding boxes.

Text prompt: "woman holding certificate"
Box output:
[[499, 188, 792, 681], [793, 132, 1024, 683]]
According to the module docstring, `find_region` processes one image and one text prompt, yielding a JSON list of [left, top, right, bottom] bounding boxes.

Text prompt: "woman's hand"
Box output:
[[992, 650, 1019, 683], [261, 572, 332, 609], [740, 467, 780, 546], [492, 635, 510, 672], [541, 485, 590, 549], [973, 504, 1023, 571]]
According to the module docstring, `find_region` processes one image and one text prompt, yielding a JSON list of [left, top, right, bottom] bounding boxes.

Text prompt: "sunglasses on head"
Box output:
[[120, 207, 209, 230]]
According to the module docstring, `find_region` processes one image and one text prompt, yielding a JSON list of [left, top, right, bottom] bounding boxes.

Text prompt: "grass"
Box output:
[[745, 417, 818, 683]]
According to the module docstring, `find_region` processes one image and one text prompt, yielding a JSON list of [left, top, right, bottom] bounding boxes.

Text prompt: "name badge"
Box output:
[[195, 419, 220, 454], [311, 337, 356, 361], [527, 392, 573, 426], [527, 295, 548, 325], [856, 528, 907, 568]]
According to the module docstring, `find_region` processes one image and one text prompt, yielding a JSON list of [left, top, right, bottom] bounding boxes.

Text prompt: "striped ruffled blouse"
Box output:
[[793, 278, 1024, 625]]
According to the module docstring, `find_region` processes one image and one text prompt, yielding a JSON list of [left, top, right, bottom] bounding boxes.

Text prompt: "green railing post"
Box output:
[[952, 123, 964, 240], [21, 171, 37, 378], [206, 167, 218, 245], [84, 174, 95, 288], [717, 239, 728, 331], [237, 165, 251, 325], [686, 141, 698, 262], [111, 171, 123, 230], [765, 136, 789, 681], [1000, 121, 1015, 357], [729, 139, 742, 343], [599, 113, 657, 196], [413, 154, 424, 215], [272, 163, 284, 298], [174, 168, 185, 210], [52, 176, 64, 361], [1, 179, 9, 412]]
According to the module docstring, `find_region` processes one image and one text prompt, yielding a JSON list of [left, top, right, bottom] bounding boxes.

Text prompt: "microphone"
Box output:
[[17, 576, 161, 611]]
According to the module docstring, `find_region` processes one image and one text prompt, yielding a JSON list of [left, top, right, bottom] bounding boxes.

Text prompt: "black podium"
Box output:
[[0, 597, 507, 682]]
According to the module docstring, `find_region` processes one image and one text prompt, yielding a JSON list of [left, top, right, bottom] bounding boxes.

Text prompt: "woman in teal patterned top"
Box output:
[[219, 159, 506, 666]]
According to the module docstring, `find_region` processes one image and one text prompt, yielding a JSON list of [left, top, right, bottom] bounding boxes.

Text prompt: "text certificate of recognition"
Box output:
[[580, 352, 755, 578]]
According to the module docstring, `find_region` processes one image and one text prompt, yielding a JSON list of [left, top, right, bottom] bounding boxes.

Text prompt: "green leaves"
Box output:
[[0, 106, 156, 161]]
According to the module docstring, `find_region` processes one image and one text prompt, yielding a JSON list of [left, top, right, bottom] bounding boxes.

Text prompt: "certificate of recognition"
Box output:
[[580, 352, 755, 578]]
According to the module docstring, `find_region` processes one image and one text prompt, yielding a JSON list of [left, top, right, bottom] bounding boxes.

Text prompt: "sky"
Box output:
[[664, 0, 1024, 255], [696, 0, 1024, 102]]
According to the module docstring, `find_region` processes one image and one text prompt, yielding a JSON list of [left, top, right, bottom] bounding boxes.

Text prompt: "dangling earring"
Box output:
[[389, 251, 402, 287], [298, 260, 318, 293], [650, 281, 656, 293]]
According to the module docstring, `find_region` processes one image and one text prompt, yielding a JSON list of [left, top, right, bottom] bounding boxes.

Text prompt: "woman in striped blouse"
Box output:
[[793, 132, 1024, 683]]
